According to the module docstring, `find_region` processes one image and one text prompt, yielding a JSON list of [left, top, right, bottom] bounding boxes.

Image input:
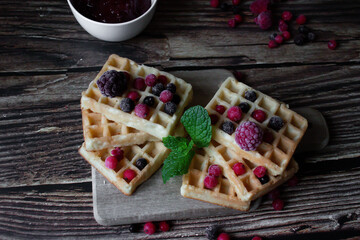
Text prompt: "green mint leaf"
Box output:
[[180, 105, 212, 148], [162, 136, 190, 153], [162, 149, 195, 184]]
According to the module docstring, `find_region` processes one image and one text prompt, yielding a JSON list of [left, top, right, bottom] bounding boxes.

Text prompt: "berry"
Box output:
[[232, 0, 240, 6], [97, 70, 128, 98], [204, 175, 218, 189], [133, 77, 146, 91], [166, 83, 176, 93], [152, 83, 165, 96], [218, 233, 230, 240], [282, 31, 291, 40], [287, 175, 299, 187], [298, 25, 309, 34], [235, 121, 264, 151], [210, 0, 219, 8], [278, 19, 288, 32], [234, 14, 242, 23], [228, 19, 236, 28], [268, 188, 281, 200], [272, 198, 284, 210], [263, 130, 274, 144], [215, 105, 226, 114], [105, 156, 118, 170], [252, 237, 263, 240], [238, 102, 250, 113], [205, 225, 219, 240], [164, 102, 177, 115], [123, 169, 136, 182], [126, 91, 140, 102], [210, 114, 219, 125], [307, 32, 316, 42], [252, 109, 267, 123], [233, 71, 243, 81], [129, 223, 139, 233], [255, 11, 272, 30], [268, 40, 278, 48], [328, 40, 337, 50], [221, 121, 235, 135], [294, 34, 306, 46], [244, 90, 257, 102], [281, 11, 292, 21], [172, 94, 181, 104], [145, 74, 157, 87], [220, 2, 229, 11], [111, 147, 124, 160], [120, 98, 135, 113], [135, 158, 148, 170], [250, 0, 271, 15], [160, 90, 173, 103], [258, 175, 270, 184], [233, 162, 246, 176], [143, 96, 155, 107], [253, 166, 266, 178], [159, 221, 170, 232], [269, 33, 277, 40], [268, 116, 284, 131], [296, 14, 306, 25], [123, 72, 131, 81], [275, 35, 283, 44], [144, 222, 156, 235], [135, 104, 149, 118], [208, 164, 222, 177], [157, 75, 168, 85], [227, 106, 242, 122]]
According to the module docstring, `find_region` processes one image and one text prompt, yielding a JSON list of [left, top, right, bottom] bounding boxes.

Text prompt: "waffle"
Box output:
[[82, 109, 158, 151], [81, 54, 193, 139], [206, 77, 307, 175]]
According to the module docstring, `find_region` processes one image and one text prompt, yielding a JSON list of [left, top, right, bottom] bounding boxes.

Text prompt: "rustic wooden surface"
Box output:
[[0, 0, 360, 239]]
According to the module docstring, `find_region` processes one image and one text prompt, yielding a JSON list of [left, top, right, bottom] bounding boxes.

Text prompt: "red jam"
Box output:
[[71, 0, 152, 23]]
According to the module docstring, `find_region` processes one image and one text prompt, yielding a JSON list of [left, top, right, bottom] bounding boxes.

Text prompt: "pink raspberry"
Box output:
[[134, 104, 149, 118], [235, 121, 264, 151], [275, 35, 283, 44], [281, 11, 293, 21], [278, 19, 288, 32], [210, 0, 219, 8], [253, 166, 266, 178], [250, 0, 271, 15], [228, 19, 236, 28], [227, 106, 242, 122], [252, 237, 263, 240], [268, 188, 281, 200], [296, 14, 306, 25], [232, 0, 240, 6], [160, 90, 173, 103], [126, 91, 140, 102], [208, 164, 222, 177], [204, 175, 218, 189], [217, 233, 230, 240], [282, 31, 291, 40], [145, 74, 157, 87], [133, 77, 146, 91], [255, 11, 272, 30], [123, 169, 137, 182], [105, 156, 118, 170], [252, 109, 267, 123], [272, 198, 284, 210], [234, 14, 242, 23], [268, 40, 278, 49], [157, 75, 168, 85], [111, 147, 124, 160], [215, 105, 226, 114], [159, 221, 170, 232], [144, 222, 156, 235], [287, 175, 299, 187], [232, 162, 246, 176], [328, 40, 337, 50]]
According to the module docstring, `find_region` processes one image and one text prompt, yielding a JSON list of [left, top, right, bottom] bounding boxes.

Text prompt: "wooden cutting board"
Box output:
[[92, 69, 329, 225]]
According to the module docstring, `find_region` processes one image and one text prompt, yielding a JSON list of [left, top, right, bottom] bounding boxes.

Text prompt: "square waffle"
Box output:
[[81, 54, 193, 139], [206, 77, 307, 175]]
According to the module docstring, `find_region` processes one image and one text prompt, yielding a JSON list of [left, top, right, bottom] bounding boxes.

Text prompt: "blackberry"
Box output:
[[269, 33, 278, 41], [96, 70, 128, 98], [143, 96, 155, 107], [238, 102, 250, 113], [164, 102, 177, 115], [120, 98, 135, 113], [220, 2, 229, 11], [258, 175, 270, 185], [244, 90, 257, 102], [294, 34, 306, 46], [298, 25, 309, 34], [166, 83, 176, 93], [151, 83, 165, 96], [171, 94, 181, 105], [129, 224, 139, 233], [268, 116, 284, 131], [307, 32, 316, 42], [221, 121, 235, 135], [135, 158, 148, 170], [205, 225, 219, 240]]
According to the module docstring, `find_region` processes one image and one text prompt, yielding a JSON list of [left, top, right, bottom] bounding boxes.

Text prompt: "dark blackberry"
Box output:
[[294, 34, 306, 46], [269, 33, 278, 41], [166, 83, 176, 93], [171, 94, 181, 105], [238, 102, 250, 113], [268, 116, 284, 131], [258, 175, 270, 185], [232, 5, 241, 14], [244, 90, 257, 102], [120, 98, 135, 113], [307, 32, 316, 42], [205, 225, 219, 240], [164, 102, 177, 115], [143, 96, 155, 107], [135, 158, 148, 170], [129, 224, 139, 233], [221, 121, 235, 135], [96, 70, 128, 98], [220, 2, 229, 11], [151, 83, 165, 96], [298, 25, 309, 34]]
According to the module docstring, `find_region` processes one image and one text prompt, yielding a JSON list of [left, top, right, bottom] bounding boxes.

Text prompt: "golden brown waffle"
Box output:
[[79, 141, 169, 195], [82, 109, 158, 151], [206, 77, 307, 175], [81, 54, 193, 139]]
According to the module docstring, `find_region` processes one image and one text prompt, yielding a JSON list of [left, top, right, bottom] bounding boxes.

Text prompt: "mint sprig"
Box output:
[[162, 148, 195, 184]]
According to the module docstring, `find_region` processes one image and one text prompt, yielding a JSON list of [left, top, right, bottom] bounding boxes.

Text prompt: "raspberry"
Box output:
[[215, 105, 226, 114], [244, 90, 257, 102], [252, 109, 267, 123], [166, 83, 176, 93], [123, 169, 136, 182], [120, 98, 135, 113], [160, 90, 173, 103], [250, 0, 271, 15], [234, 14, 242, 23], [255, 11, 272, 30], [208, 164, 222, 177], [294, 34, 306, 46], [232, 0, 240, 6], [263, 130, 274, 144], [287, 175, 299, 187], [272, 198, 284, 210], [164, 102, 177, 115], [258, 175, 269, 184], [307, 32, 316, 42], [204, 175, 218, 189], [282, 11, 292, 21], [268, 40, 278, 48], [144, 222, 156, 235], [252, 237, 263, 240], [105, 156, 118, 169], [134, 104, 149, 118], [210, 114, 219, 125], [232, 162, 246, 176], [133, 77, 146, 91], [296, 14, 306, 25], [227, 106, 242, 122], [253, 166, 266, 178], [217, 233, 230, 240], [159, 221, 170, 232], [210, 0, 219, 8], [238, 102, 250, 113], [97, 70, 128, 98], [152, 83, 165, 96], [143, 96, 155, 107], [135, 158, 148, 170], [282, 31, 291, 40], [157, 75, 168, 85], [145, 74, 157, 87], [221, 121, 235, 135], [275, 35, 283, 44], [126, 91, 140, 102], [278, 19, 288, 32], [268, 116, 284, 131], [228, 19, 236, 28], [111, 147, 124, 160], [233, 71, 243, 81], [268, 188, 281, 200], [235, 121, 263, 151], [328, 40, 337, 50], [172, 94, 181, 104]]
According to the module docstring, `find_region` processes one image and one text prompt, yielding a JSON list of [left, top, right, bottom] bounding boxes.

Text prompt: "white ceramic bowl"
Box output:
[[67, 0, 158, 42]]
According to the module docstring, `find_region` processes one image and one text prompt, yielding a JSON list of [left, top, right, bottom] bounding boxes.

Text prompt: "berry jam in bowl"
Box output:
[[67, 0, 157, 42]]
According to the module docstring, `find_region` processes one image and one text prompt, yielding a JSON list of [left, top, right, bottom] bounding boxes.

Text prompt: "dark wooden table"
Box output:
[[1, 0, 360, 239]]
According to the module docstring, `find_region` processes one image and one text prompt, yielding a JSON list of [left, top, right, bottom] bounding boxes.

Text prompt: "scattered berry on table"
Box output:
[[123, 169, 137, 182], [232, 0, 240, 6], [268, 40, 278, 48], [250, 0, 271, 15], [253, 166, 267, 178], [252, 109, 267, 123], [275, 35, 284, 44], [269, 33, 277, 40], [268, 116, 284, 131], [235, 121, 264, 151], [233, 162, 246, 176], [278, 19, 288, 32], [160, 90, 173, 103], [129, 223, 139, 233], [298, 25, 309, 34], [111, 147, 124, 159], [105, 156, 118, 170], [166, 83, 177, 93], [268, 188, 281, 200], [233, 71, 243, 81], [252, 236, 263, 240], [216, 105, 226, 114], [210, 0, 219, 8], [255, 11, 272, 30], [221, 121, 235, 135], [120, 98, 135, 113], [133, 77, 146, 91], [258, 175, 270, 184], [245, 90, 257, 102], [238, 102, 250, 113], [134, 104, 149, 118], [205, 225, 219, 240], [164, 102, 177, 115], [144, 222, 156, 235], [204, 175, 218, 189], [135, 158, 148, 170], [328, 40, 337, 50], [234, 14, 242, 23], [217, 232, 230, 240], [287, 175, 299, 186], [210, 114, 219, 125], [272, 198, 284, 210], [157, 75, 168, 85], [282, 31, 291, 40], [172, 94, 181, 104], [294, 34, 306, 46], [296, 14, 307, 25], [227, 106, 242, 122], [307, 32, 316, 42], [281, 11, 292, 21], [145, 74, 157, 87], [152, 83, 165, 96], [127, 91, 140, 102], [97, 70, 128, 98], [159, 221, 170, 232], [208, 164, 222, 177], [143, 96, 155, 107], [228, 18, 236, 28], [263, 130, 274, 144]]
